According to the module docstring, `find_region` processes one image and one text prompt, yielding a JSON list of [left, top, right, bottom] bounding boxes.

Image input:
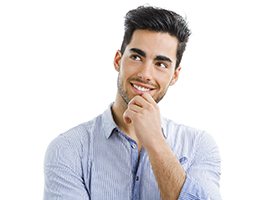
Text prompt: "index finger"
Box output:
[[141, 93, 156, 105]]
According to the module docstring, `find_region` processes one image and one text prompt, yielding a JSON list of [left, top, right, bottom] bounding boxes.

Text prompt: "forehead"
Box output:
[[126, 30, 178, 60]]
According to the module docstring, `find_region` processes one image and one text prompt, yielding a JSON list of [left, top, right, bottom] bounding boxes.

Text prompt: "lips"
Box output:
[[130, 82, 156, 94], [132, 84, 151, 92]]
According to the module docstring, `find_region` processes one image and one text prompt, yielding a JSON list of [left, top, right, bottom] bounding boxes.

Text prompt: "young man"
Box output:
[[44, 6, 221, 200]]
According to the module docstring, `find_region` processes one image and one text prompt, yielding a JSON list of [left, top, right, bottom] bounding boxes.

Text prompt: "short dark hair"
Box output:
[[120, 6, 191, 68]]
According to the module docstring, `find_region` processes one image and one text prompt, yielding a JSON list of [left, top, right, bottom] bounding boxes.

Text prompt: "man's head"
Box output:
[[114, 6, 191, 105], [120, 6, 191, 69]]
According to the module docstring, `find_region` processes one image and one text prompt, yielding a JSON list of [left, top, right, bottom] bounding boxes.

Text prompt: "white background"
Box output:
[[0, 0, 279, 199]]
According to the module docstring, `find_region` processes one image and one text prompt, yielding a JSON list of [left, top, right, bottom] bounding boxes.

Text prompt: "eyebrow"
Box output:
[[155, 55, 172, 63], [130, 48, 146, 57], [130, 48, 173, 63]]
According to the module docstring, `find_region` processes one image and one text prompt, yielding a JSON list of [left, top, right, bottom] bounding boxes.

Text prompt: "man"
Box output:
[[44, 5, 221, 200]]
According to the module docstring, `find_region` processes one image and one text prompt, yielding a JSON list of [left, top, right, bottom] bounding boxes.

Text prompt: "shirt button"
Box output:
[[131, 143, 137, 149], [136, 176, 139, 181]]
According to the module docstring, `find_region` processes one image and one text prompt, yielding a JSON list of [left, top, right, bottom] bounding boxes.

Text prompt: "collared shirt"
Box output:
[[44, 105, 221, 200]]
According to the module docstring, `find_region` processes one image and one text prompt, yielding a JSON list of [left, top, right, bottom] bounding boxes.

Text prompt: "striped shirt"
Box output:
[[44, 105, 221, 200]]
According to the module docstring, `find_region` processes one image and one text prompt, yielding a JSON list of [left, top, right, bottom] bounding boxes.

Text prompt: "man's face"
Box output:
[[114, 29, 181, 104]]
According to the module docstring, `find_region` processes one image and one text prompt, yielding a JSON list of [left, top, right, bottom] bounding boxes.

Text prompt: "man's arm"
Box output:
[[44, 135, 89, 200], [123, 93, 185, 200], [124, 93, 221, 200], [146, 137, 186, 200]]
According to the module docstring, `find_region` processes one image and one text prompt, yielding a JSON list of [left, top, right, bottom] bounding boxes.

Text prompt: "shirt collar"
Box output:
[[101, 103, 168, 139], [101, 103, 118, 139]]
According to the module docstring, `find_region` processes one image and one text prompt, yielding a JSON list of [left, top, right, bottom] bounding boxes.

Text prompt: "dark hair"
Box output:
[[120, 6, 191, 68]]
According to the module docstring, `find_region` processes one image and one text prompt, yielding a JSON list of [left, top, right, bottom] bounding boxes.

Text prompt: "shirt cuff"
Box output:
[[178, 176, 208, 200]]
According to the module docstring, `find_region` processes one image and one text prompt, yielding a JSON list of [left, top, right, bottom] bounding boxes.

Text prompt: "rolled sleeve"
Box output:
[[178, 176, 208, 200], [178, 132, 222, 200]]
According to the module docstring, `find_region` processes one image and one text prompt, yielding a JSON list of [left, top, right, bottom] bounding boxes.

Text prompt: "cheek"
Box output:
[[120, 65, 137, 79], [118, 67, 132, 84], [158, 74, 173, 88]]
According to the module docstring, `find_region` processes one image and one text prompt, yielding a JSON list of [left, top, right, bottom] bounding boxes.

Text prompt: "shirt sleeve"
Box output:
[[44, 135, 89, 200], [178, 132, 222, 200]]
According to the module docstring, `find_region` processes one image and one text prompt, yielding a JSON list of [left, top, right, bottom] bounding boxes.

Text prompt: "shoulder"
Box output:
[[162, 117, 206, 142], [49, 118, 97, 150], [162, 117, 220, 159], [44, 115, 102, 167]]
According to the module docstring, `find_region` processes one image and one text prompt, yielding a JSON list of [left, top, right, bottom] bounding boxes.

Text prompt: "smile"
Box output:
[[132, 84, 151, 92]]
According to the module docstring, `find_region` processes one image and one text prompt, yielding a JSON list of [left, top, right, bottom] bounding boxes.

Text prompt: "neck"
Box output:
[[112, 94, 142, 149], [112, 96, 128, 132]]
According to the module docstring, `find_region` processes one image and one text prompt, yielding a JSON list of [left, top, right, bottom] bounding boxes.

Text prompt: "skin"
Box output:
[[112, 30, 186, 200]]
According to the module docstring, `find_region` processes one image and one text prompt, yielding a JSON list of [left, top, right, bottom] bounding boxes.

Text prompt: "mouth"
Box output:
[[130, 82, 156, 94]]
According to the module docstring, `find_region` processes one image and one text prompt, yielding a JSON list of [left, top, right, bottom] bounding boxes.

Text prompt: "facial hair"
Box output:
[[117, 74, 130, 104]]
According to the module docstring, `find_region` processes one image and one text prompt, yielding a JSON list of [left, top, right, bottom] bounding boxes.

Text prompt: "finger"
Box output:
[[141, 93, 156, 105], [128, 103, 142, 113], [129, 95, 147, 107], [123, 109, 135, 124]]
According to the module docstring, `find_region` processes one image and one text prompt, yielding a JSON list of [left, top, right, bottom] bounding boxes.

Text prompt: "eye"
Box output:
[[130, 54, 141, 61], [156, 62, 168, 69]]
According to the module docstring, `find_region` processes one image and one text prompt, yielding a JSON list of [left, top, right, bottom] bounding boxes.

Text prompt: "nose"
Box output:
[[137, 62, 153, 82]]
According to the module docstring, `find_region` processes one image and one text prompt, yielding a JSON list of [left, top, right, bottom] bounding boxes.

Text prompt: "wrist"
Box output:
[[144, 134, 168, 155]]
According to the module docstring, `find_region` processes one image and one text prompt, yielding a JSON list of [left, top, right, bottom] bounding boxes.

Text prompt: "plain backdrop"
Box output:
[[0, 0, 279, 199]]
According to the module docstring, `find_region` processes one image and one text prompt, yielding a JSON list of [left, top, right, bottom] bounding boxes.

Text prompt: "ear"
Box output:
[[170, 66, 181, 86], [114, 50, 122, 72]]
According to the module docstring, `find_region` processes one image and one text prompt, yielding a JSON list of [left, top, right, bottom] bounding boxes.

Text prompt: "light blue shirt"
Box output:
[[44, 105, 221, 200]]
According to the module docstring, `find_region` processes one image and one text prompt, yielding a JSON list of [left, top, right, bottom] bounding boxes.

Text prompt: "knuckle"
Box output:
[[147, 103, 154, 110]]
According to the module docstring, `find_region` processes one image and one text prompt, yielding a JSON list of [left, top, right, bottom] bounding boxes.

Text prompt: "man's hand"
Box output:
[[123, 93, 164, 149]]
